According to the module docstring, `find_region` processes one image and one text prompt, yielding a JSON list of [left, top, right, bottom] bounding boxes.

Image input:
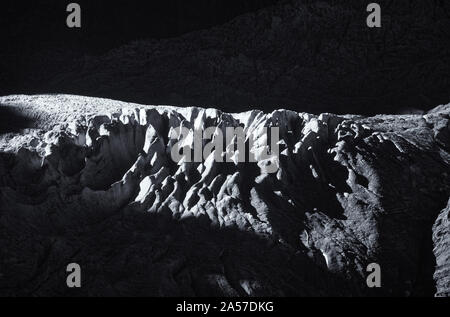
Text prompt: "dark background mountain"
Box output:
[[1, 0, 450, 114], [1, 0, 282, 53]]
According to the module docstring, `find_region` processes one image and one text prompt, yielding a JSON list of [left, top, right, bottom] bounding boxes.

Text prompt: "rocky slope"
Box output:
[[0, 94, 449, 296], [433, 199, 450, 297]]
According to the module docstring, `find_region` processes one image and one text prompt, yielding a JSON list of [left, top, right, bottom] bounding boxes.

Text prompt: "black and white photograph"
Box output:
[[0, 0, 449, 301]]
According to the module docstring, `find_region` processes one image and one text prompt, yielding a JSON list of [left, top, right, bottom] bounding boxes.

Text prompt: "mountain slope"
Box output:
[[0, 94, 449, 296]]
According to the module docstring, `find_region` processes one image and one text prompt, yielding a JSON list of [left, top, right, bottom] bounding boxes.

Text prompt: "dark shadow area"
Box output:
[[0, 0, 283, 55], [1, 0, 449, 115], [0, 196, 370, 296], [357, 136, 449, 297], [0, 106, 35, 134], [410, 217, 438, 297]]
